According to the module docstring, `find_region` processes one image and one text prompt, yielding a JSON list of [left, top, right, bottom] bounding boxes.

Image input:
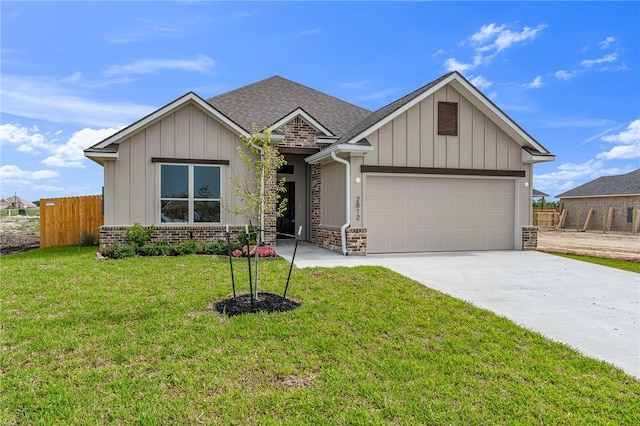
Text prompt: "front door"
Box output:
[[277, 181, 295, 237]]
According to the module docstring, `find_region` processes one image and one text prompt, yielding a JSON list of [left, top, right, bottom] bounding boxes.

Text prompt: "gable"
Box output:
[[84, 92, 247, 165], [362, 85, 523, 171]]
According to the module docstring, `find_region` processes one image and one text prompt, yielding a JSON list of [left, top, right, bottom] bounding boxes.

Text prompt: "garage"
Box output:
[[364, 175, 516, 253]]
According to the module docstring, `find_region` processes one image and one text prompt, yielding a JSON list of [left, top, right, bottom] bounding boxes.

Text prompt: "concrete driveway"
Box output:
[[276, 241, 640, 379]]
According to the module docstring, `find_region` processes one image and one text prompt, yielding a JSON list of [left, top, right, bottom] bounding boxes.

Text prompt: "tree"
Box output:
[[227, 126, 288, 243]]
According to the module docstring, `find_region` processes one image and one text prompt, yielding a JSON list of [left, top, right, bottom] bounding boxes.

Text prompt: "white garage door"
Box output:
[[365, 175, 515, 253]]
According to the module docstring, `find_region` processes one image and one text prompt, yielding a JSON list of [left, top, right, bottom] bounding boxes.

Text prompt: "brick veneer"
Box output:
[[310, 164, 322, 244], [316, 225, 367, 255], [560, 196, 640, 232], [277, 116, 318, 148], [100, 225, 247, 248], [522, 226, 538, 250]]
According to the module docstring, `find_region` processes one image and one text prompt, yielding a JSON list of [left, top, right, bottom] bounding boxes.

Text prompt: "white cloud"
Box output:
[[0, 123, 55, 154], [1, 123, 121, 169], [597, 119, 640, 160], [0, 164, 59, 180], [470, 75, 492, 90], [353, 88, 398, 102], [580, 52, 618, 67], [534, 159, 627, 196], [599, 36, 615, 49], [42, 127, 121, 168], [445, 22, 546, 72], [554, 69, 577, 81], [0, 74, 154, 127], [104, 55, 214, 75], [523, 75, 543, 89], [339, 79, 375, 90]]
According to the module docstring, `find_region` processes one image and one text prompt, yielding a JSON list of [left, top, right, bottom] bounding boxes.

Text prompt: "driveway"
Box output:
[[276, 241, 640, 379]]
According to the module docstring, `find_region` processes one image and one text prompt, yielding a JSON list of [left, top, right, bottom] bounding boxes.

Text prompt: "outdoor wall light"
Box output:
[[355, 177, 361, 184]]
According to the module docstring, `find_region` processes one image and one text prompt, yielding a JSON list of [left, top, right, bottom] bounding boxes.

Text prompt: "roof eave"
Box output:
[[522, 150, 555, 164], [83, 151, 119, 166], [305, 143, 374, 164]]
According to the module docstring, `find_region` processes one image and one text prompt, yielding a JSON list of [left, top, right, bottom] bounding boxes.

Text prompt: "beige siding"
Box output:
[[321, 161, 345, 226], [362, 85, 524, 172], [104, 101, 246, 226]]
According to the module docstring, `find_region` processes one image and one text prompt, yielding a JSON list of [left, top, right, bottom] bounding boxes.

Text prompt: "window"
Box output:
[[628, 207, 634, 223], [438, 102, 458, 136], [160, 164, 221, 223]]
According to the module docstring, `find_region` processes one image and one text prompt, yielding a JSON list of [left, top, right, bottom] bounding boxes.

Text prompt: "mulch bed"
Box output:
[[214, 292, 301, 317], [0, 232, 40, 255]]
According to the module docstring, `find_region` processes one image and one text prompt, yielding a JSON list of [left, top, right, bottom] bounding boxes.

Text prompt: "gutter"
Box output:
[[330, 151, 350, 256]]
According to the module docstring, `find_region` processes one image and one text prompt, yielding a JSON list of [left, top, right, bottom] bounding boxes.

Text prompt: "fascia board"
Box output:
[[270, 107, 335, 137], [448, 78, 549, 154], [93, 92, 249, 150], [342, 74, 456, 146], [305, 143, 373, 164]]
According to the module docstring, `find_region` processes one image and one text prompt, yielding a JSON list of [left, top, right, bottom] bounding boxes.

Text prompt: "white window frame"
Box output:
[[158, 163, 222, 224]]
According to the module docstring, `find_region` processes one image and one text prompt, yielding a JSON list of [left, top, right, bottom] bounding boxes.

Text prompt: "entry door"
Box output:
[[277, 181, 295, 237]]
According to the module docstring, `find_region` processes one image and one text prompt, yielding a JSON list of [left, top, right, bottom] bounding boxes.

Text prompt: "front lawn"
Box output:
[[551, 252, 640, 273], [1, 247, 639, 424]]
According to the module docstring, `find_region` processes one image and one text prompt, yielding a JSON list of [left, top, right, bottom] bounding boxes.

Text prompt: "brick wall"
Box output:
[[277, 116, 317, 148], [560, 196, 640, 232], [310, 164, 322, 244], [316, 225, 367, 255], [100, 225, 250, 248], [521, 226, 538, 250]]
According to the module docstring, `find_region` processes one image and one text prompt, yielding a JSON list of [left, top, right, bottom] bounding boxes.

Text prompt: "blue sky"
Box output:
[[1, 1, 639, 203]]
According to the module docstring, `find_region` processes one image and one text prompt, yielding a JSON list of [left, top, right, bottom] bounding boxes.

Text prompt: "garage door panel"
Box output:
[[365, 176, 515, 253]]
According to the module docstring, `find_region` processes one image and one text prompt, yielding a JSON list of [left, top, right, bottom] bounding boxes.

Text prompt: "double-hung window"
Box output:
[[160, 164, 221, 223]]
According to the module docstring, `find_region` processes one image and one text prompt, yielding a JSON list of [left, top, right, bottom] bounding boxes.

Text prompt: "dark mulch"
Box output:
[[214, 292, 301, 317]]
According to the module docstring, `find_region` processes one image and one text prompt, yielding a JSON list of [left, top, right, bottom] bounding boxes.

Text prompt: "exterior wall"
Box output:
[[315, 225, 367, 255], [321, 161, 346, 227], [310, 164, 321, 244], [103, 101, 248, 227], [100, 225, 246, 248], [522, 226, 538, 250], [362, 85, 523, 172], [560, 195, 640, 232], [277, 116, 317, 148]]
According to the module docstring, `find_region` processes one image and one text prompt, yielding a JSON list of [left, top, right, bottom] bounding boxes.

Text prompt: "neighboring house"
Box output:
[[84, 71, 554, 254], [1, 196, 37, 209], [557, 169, 640, 232]]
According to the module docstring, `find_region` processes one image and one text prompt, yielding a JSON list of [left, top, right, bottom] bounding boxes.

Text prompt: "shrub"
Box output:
[[78, 231, 98, 246], [101, 243, 136, 259], [176, 240, 197, 256], [125, 223, 154, 248]]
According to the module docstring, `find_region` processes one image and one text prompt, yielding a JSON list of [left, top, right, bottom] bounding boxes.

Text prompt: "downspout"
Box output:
[[331, 151, 350, 255]]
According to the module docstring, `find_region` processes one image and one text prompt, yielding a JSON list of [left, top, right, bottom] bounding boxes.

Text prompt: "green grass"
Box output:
[[2, 247, 639, 424], [552, 253, 640, 273]]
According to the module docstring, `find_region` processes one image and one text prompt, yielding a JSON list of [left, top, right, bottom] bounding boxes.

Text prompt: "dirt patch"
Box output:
[[214, 292, 301, 317], [537, 229, 640, 262], [0, 215, 40, 255]]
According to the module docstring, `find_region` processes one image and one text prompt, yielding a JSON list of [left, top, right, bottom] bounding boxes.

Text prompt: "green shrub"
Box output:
[[203, 240, 228, 255], [101, 244, 136, 259], [125, 223, 154, 248], [176, 240, 197, 256], [78, 231, 98, 247]]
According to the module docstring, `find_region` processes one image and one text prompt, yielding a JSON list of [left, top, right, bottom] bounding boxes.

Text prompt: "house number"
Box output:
[[356, 196, 361, 221]]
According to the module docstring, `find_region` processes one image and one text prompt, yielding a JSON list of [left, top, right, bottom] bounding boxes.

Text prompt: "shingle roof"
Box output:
[[557, 169, 640, 198], [533, 188, 549, 197], [207, 76, 371, 137]]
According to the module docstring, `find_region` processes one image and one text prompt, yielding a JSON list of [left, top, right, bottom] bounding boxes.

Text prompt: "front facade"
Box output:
[[85, 72, 554, 254], [557, 169, 640, 233]]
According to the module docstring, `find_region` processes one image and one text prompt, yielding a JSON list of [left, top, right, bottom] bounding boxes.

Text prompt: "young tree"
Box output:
[[228, 127, 288, 241]]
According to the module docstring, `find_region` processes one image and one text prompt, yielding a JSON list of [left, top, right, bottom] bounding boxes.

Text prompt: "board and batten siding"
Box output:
[[321, 161, 346, 227], [103, 102, 246, 226], [363, 86, 522, 171]]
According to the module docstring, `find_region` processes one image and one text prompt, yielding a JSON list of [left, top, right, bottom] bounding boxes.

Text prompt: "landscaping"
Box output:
[[1, 246, 639, 424], [552, 252, 640, 273]]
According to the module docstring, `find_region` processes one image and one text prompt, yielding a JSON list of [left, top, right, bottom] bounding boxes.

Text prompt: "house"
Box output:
[[556, 169, 640, 232], [1, 196, 37, 209], [84, 71, 554, 254]]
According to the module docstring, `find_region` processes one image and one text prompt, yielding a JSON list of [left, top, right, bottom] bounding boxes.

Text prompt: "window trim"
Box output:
[[158, 163, 223, 225]]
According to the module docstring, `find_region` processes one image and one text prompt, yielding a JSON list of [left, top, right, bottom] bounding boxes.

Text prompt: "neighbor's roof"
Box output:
[[207, 76, 371, 137], [557, 169, 640, 198], [533, 188, 549, 197]]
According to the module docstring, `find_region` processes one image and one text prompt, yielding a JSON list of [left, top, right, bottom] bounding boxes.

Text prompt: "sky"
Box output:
[[1, 1, 639, 203]]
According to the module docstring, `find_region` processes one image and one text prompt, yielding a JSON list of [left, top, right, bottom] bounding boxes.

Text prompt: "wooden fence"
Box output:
[[40, 195, 104, 248], [533, 207, 560, 228]]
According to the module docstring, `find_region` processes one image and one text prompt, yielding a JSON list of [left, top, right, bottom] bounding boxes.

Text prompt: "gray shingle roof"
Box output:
[[533, 188, 549, 197], [207, 76, 371, 137], [557, 169, 640, 198]]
